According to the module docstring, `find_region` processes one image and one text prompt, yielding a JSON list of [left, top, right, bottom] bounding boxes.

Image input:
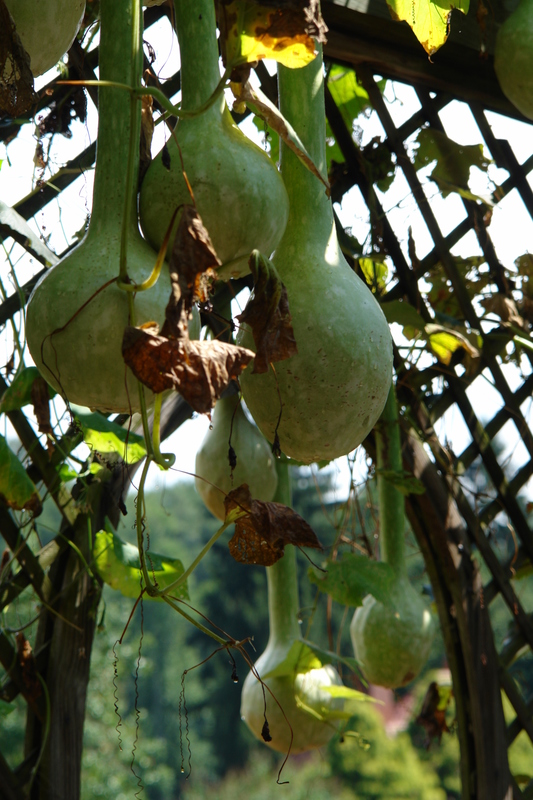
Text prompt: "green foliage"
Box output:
[[0, 434, 40, 511], [329, 702, 448, 800], [309, 553, 396, 608], [0, 366, 56, 412], [72, 407, 147, 464], [412, 127, 490, 200], [93, 528, 189, 601]]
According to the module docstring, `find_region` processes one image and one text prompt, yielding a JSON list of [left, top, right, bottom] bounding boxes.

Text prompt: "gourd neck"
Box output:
[[89, 0, 142, 237], [174, 0, 224, 117], [277, 47, 333, 248], [266, 461, 301, 646], [376, 384, 407, 578]]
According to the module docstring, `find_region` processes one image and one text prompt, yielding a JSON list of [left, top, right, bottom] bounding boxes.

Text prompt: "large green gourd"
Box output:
[[195, 393, 278, 521], [5, 0, 86, 77], [494, 0, 533, 120], [240, 461, 343, 754], [138, 0, 289, 280], [26, 0, 171, 413], [237, 51, 393, 464], [350, 386, 435, 688]]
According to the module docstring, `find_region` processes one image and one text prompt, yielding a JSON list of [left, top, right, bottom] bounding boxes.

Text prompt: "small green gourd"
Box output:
[[350, 385, 435, 688], [240, 460, 343, 754], [26, 0, 171, 413], [494, 0, 533, 120], [195, 392, 278, 521], [5, 0, 86, 77], [237, 49, 393, 464], [138, 0, 290, 280]]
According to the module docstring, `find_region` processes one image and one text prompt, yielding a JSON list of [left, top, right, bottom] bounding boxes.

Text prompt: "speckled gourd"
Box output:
[[138, 0, 289, 280], [195, 393, 278, 520], [240, 461, 343, 753], [26, 0, 173, 413], [350, 386, 435, 688], [236, 50, 393, 464], [5, 0, 85, 76], [494, 0, 533, 120]]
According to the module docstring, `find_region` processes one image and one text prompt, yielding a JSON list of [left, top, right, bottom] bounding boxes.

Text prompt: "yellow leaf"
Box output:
[[218, 1, 323, 69], [386, 0, 469, 56]]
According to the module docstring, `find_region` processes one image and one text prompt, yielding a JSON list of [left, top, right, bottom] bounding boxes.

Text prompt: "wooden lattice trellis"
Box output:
[[1, 2, 533, 799]]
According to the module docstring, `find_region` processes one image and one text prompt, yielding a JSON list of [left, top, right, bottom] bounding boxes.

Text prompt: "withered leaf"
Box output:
[[415, 681, 451, 748], [31, 375, 53, 436], [237, 250, 297, 374], [162, 205, 221, 338], [225, 484, 322, 566], [217, 0, 327, 70], [139, 94, 154, 183], [0, 0, 37, 116], [16, 632, 41, 701], [122, 325, 254, 415]]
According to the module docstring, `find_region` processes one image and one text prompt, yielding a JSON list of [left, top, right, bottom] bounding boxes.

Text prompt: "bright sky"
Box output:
[[2, 13, 533, 502]]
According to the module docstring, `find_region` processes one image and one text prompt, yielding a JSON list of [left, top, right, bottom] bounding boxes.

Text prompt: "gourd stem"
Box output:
[[266, 461, 301, 645], [161, 520, 231, 597], [174, 0, 224, 117], [376, 383, 406, 576], [278, 48, 333, 245], [90, 0, 143, 239], [120, 0, 143, 281]]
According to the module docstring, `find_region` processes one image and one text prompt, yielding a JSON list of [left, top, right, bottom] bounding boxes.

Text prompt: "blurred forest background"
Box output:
[[1, 460, 533, 799]]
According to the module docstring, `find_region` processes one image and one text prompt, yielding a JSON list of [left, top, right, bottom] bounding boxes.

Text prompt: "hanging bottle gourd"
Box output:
[[26, 0, 172, 413], [5, 0, 86, 77], [237, 49, 393, 464], [240, 460, 343, 754], [494, 0, 533, 120], [350, 385, 435, 688], [138, 0, 290, 280], [195, 392, 278, 521]]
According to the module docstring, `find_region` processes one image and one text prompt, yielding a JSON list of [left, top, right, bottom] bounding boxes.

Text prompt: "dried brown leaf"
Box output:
[[237, 250, 297, 374], [0, 0, 37, 116], [225, 484, 322, 566], [162, 205, 221, 338], [16, 632, 41, 701], [122, 325, 254, 414], [139, 94, 154, 183]]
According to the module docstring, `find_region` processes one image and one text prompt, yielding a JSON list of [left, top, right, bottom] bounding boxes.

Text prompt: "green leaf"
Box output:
[[359, 258, 388, 293], [58, 462, 102, 483], [386, 0, 469, 56], [0, 700, 15, 718], [0, 367, 56, 413], [93, 529, 188, 601], [309, 553, 396, 608], [300, 640, 360, 674], [72, 406, 147, 465], [426, 324, 480, 366], [413, 128, 490, 197], [381, 300, 425, 329], [377, 469, 426, 495], [261, 640, 322, 680], [0, 435, 41, 512], [320, 685, 379, 702], [328, 65, 372, 127]]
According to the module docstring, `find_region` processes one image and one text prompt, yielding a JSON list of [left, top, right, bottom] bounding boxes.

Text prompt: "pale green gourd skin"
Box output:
[[240, 464, 343, 754], [139, 110, 290, 280], [350, 577, 435, 689], [240, 653, 343, 754], [237, 55, 392, 464], [26, 0, 173, 414], [26, 238, 173, 413], [495, 0, 533, 120], [195, 394, 278, 520], [138, 0, 289, 280], [5, 0, 85, 76]]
